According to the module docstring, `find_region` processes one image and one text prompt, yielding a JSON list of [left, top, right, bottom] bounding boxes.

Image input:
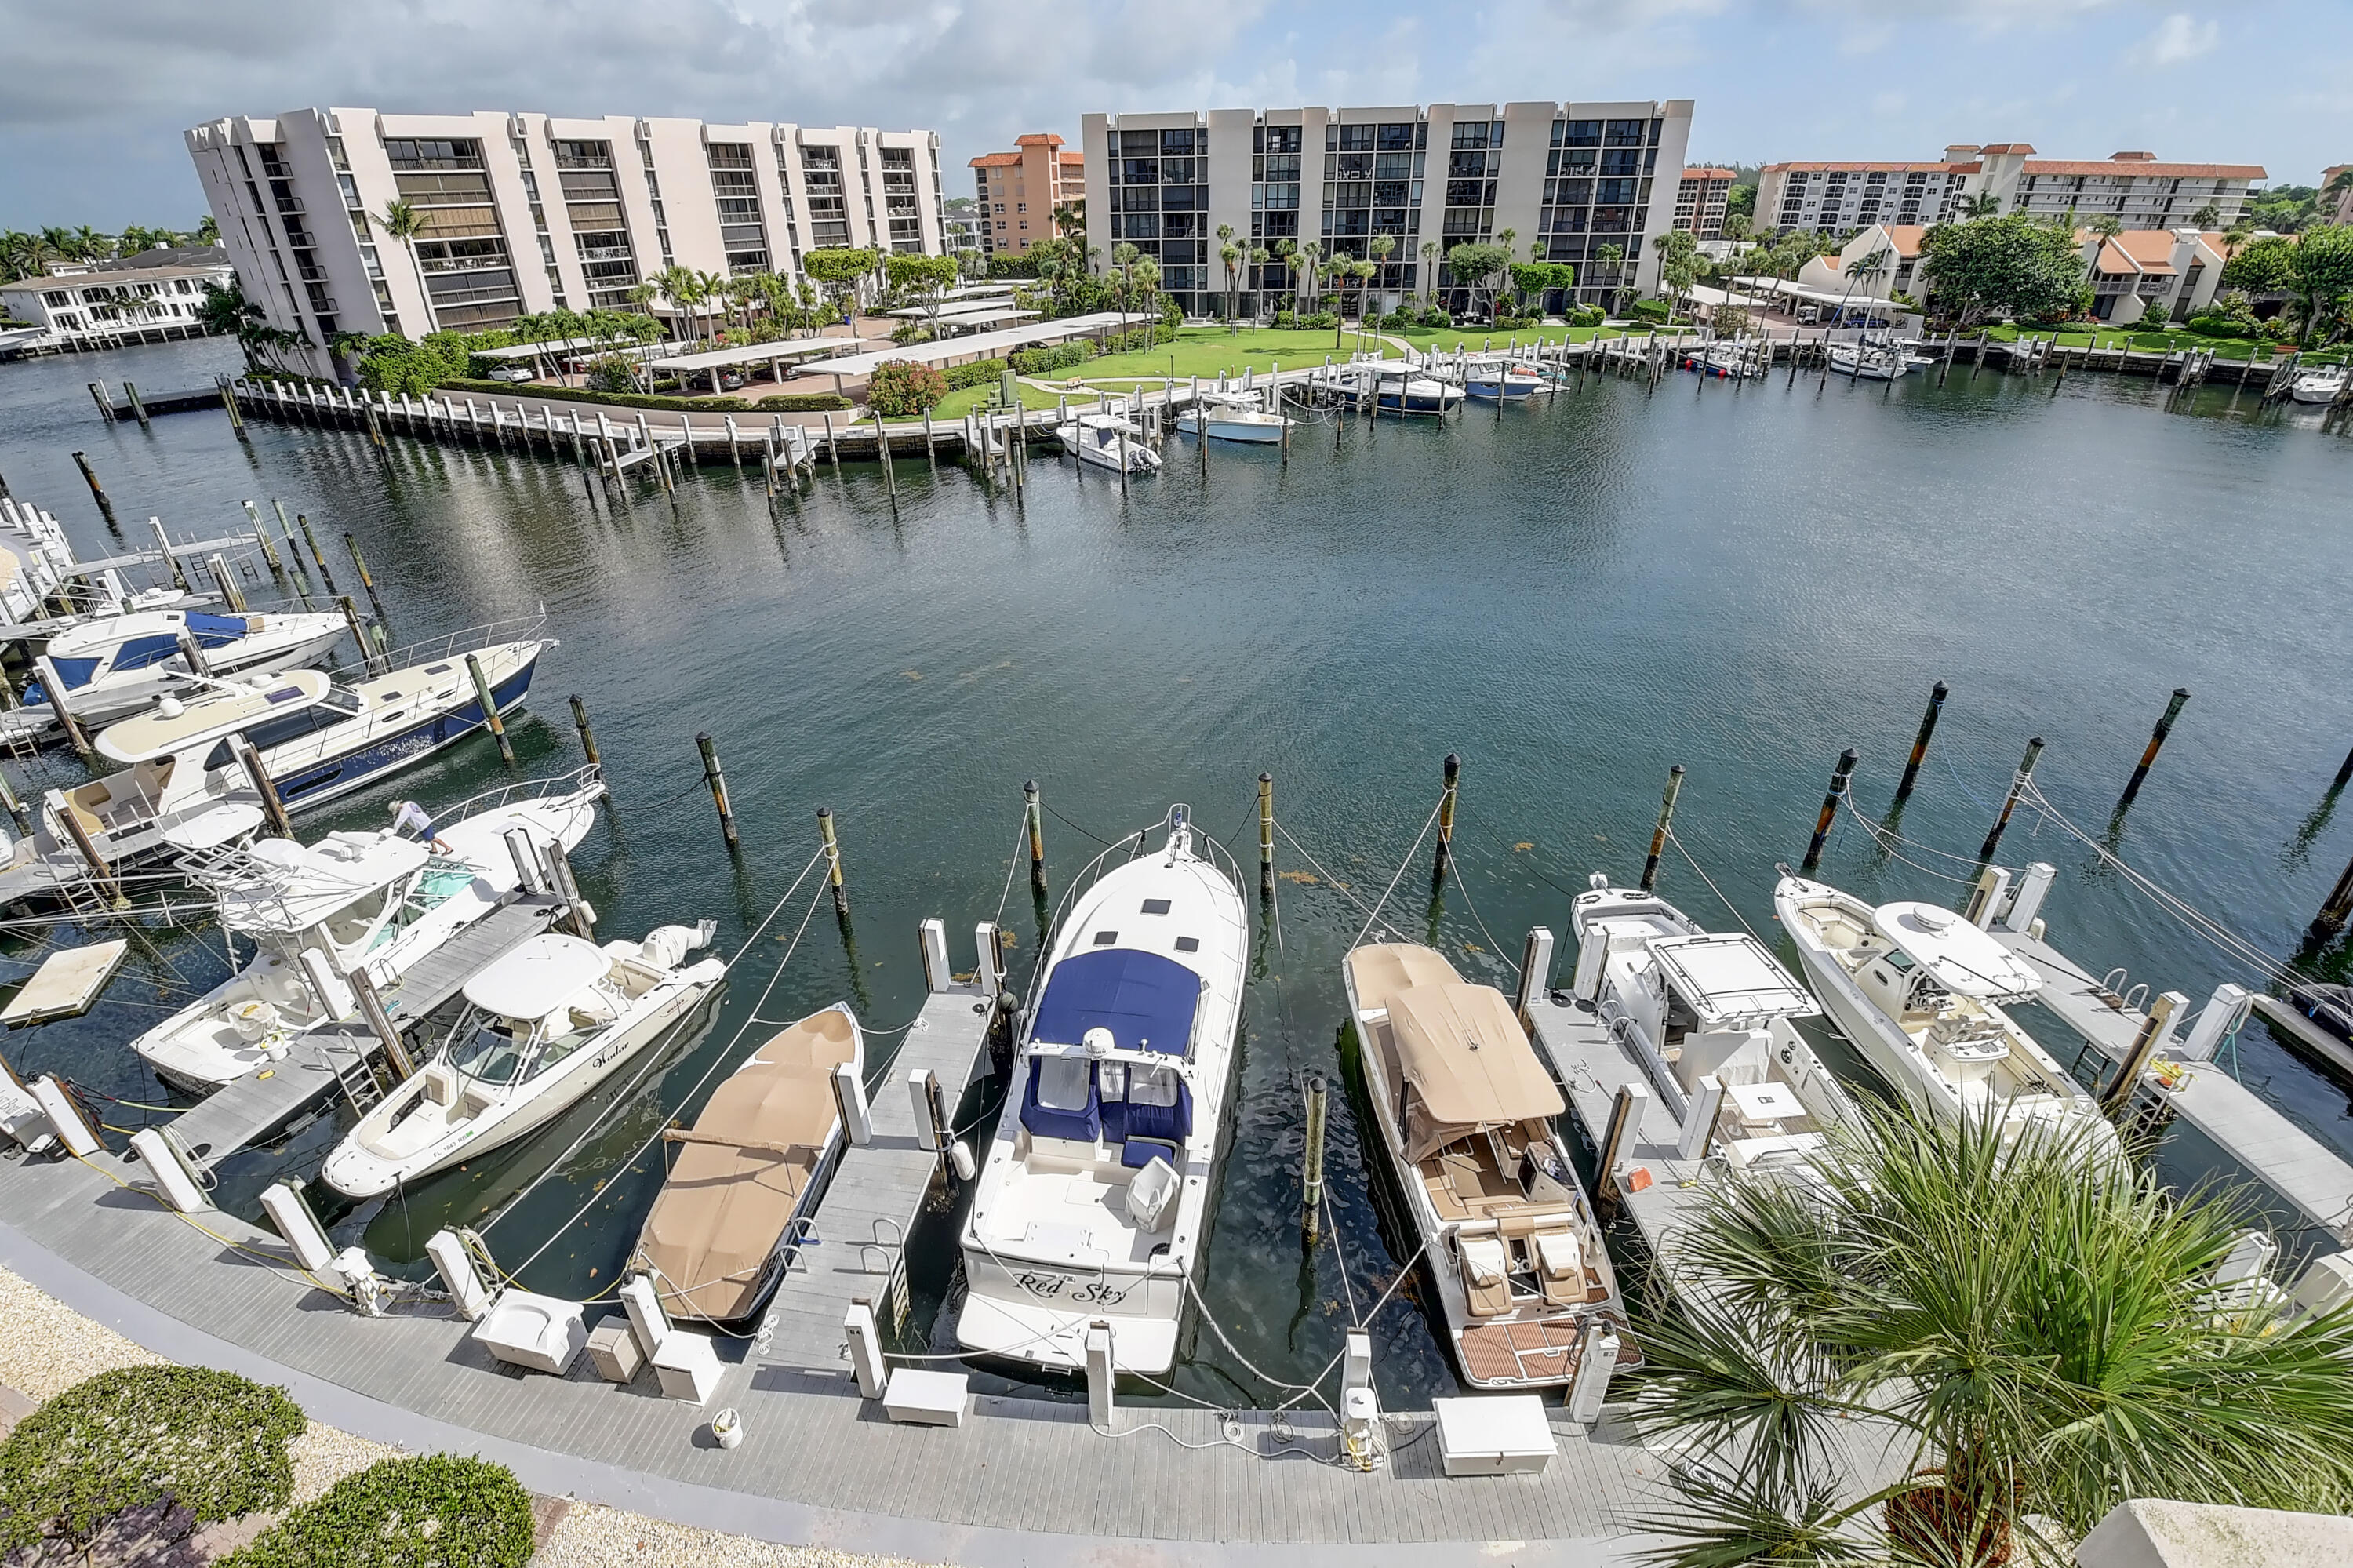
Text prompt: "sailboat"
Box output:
[[12, 607, 348, 742], [1774, 872, 2121, 1161], [129, 772, 605, 1093], [320, 921, 725, 1199], [632, 1002, 864, 1329], [1342, 941, 1631, 1390], [957, 806, 1245, 1375]]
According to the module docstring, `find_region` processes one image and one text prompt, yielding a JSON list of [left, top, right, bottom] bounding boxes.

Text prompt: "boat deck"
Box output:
[[1991, 931, 2353, 1244]]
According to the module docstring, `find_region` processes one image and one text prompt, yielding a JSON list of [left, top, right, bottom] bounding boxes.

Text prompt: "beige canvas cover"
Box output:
[[1387, 981, 1564, 1162], [635, 1006, 859, 1323], [1347, 943, 1463, 1014]]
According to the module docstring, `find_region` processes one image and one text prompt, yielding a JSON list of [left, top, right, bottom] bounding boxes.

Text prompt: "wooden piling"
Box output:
[[1980, 737, 2046, 860], [296, 514, 336, 591], [1894, 680, 1949, 802], [2313, 853, 2353, 937], [466, 653, 517, 766], [208, 554, 247, 613], [70, 452, 116, 525], [36, 657, 93, 759], [336, 595, 373, 671], [697, 733, 739, 846], [818, 806, 848, 915], [88, 382, 112, 420], [148, 517, 188, 591], [1024, 779, 1047, 897], [220, 378, 249, 442], [2099, 992, 2177, 1119], [569, 694, 599, 768], [270, 501, 307, 586], [231, 734, 295, 839], [1257, 772, 1275, 897], [241, 500, 283, 573], [1300, 1071, 1328, 1243], [2118, 687, 2189, 807], [343, 532, 378, 594], [1431, 752, 1460, 883], [1801, 748, 1859, 873], [1638, 764, 1684, 892], [123, 382, 151, 428]]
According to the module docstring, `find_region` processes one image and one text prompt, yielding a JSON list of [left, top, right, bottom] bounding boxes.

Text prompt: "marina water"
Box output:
[[4, 337, 2351, 1406]]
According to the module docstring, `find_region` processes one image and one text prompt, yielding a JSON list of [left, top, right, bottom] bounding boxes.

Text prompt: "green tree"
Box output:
[[2190, 200, 2224, 228], [369, 198, 435, 334], [2219, 232, 2297, 294], [1632, 1107, 2353, 1568], [1918, 212, 2088, 326], [196, 278, 273, 368], [1444, 240, 1511, 318], [195, 213, 221, 245], [1369, 232, 1398, 317], [886, 249, 962, 343], [2232, 226, 2353, 344], [802, 246, 879, 335], [1962, 191, 2002, 219], [1595, 242, 1627, 312], [1217, 225, 1241, 332], [1652, 227, 1702, 315]]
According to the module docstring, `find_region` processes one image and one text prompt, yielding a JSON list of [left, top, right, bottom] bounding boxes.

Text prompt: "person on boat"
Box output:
[[391, 799, 452, 854]]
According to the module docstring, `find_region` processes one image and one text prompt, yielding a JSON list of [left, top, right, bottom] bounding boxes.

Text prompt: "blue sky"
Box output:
[[2, 1, 2345, 229]]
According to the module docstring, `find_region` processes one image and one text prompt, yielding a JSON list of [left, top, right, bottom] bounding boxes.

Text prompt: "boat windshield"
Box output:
[[322, 685, 365, 716], [449, 1009, 530, 1085]]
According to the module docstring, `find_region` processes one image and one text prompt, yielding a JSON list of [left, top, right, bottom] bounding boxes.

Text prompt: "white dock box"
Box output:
[[882, 1367, 969, 1428], [653, 1330, 725, 1405], [1433, 1395, 1557, 1477]]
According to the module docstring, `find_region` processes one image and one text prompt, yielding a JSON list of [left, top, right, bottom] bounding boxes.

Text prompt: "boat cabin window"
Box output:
[[322, 685, 365, 715], [111, 633, 185, 671], [523, 1020, 600, 1079], [449, 1010, 526, 1086], [203, 702, 344, 766], [47, 656, 101, 690], [1035, 1054, 1092, 1111]]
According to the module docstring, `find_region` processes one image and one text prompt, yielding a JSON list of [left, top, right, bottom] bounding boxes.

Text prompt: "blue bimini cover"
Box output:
[[1031, 948, 1200, 1057]]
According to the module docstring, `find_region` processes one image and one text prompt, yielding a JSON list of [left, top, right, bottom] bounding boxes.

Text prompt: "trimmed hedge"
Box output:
[[436, 379, 849, 413], [222, 1453, 534, 1568], [1009, 340, 1092, 376], [0, 1366, 305, 1556]]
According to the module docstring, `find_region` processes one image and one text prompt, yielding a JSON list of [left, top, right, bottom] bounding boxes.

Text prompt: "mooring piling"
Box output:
[[818, 806, 849, 916], [2099, 991, 2180, 1119], [1024, 779, 1047, 897], [343, 532, 380, 595], [1258, 772, 1275, 897], [1980, 737, 2046, 860], [35, 657, 93, 759], [1801, 748, 1859, 873], [231, 734, 295, 839], [2118, 687, 2190, 808], [208, 554, 247, 613], [465, 653, 516, 766], [2313, 854, 2353, 938], [1300, 1071, 1329, 1243], [147, 517, 188, 591], [122, 381, 151, 428], [1431, 752, 1461, 883], [241, 500, 283, 573], [1894, 680, 1950, 802], [70, 452, 116, 526], [1639, 764, 1685, 892], [295, 513, 336, 591], [569, 695, 599, 768], [696, 733, 739, 846]]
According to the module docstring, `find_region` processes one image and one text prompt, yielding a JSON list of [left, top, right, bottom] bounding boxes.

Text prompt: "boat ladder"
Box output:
[[326, 1037, 384, 1112]]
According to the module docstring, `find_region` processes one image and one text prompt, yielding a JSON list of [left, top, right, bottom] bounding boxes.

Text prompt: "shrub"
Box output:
[[435, 379, 848, 413], [584, 353, 637, 393], [1630, 299, 1672, 324], [1160, 296, 1184, 330], [1378, 310, 1417, 330], [1568, 304, 1606, 328], [1274, 309, 1297, 329], [1419, 307, 1453, 328], [941, 357, 1011, 391], [755, 393, 855, 411], [0, 1366, 305, 1558], [1302, 311, 1338, 330], [223, 1453, 534, 1568], [867, 358, 948, 416], [1009, 340, 1091, 376]]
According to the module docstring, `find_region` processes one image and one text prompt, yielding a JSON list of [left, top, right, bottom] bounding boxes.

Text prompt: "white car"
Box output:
[[487, 366, 536, 384]]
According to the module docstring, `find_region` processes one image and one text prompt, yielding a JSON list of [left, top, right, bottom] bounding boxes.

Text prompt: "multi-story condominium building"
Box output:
[[1673, 168, 1733, 238], [944, 206, 987, 257], [1081, 100, 1693, 318], [969, 133, 1085, 257], [1758, 144, 2264, 237], [186, 107, 949, 379]]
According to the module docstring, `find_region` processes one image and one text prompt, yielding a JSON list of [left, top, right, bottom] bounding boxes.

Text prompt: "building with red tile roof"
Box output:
[[969, 133, 1085, 257], [1673, 166, 1733, 238], [1757, 144, 2263, 237]]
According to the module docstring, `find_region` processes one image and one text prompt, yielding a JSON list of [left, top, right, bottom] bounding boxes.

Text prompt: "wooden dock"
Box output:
[[1991, 930, 2353, 1244], [2, 940, 128, 1026]]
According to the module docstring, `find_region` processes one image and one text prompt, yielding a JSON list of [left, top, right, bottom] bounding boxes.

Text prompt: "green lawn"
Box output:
[[1977, 323, 2344, 362], [882, 382, 1064, 423], [1058, 326, 1377, 384]]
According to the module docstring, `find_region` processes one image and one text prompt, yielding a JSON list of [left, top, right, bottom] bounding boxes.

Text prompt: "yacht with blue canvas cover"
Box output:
[[11, 606, 347, 740], [957, 806, 1246, 1375]]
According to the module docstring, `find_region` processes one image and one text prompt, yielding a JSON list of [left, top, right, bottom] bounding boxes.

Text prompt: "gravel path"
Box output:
[[0, 1265, 933, 1566]]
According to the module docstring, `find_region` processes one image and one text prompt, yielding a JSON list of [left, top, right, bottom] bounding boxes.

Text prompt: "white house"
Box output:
[[1791, 222, 2233, 324], [0, 250, 234, 347]]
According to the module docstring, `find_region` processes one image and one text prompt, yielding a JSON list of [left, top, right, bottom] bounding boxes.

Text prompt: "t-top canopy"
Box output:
[[1387, 980, 1563, 1163], [462, 933, 609, 1022], [1871, 901, 2042, 999], [1650, 933, 1819, 1023], [1031, 947, 1199, 1057], [96, 669, 330, 762], [218, 831, 429, 933]]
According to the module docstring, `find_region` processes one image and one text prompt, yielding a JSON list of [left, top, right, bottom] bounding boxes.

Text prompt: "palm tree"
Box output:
[[1110, 240, 1141, 343], [195, 214, 221, 246], [370, 199, 435, 335], [1369, 233, 1397, 321], [1633, 1104, 2353, 1568], [1293, 240, 1322, 316], [1595, 242, 1626, 315], [1051, 201, 1086, 243], [1419, 240, 1439, 308], [1216, 223, 1238, 331], [1962, 191, 2002, 219]]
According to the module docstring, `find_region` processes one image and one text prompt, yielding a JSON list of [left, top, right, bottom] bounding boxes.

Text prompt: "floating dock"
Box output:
[[2, 940, 129, 1026]]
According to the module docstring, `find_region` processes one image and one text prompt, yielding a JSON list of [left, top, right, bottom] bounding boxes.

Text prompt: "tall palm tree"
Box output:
[[1293, 240, 1322, 316], [1595, 242, 1626, 315], [1419, 240, 1439, 307], [1634, 1104, 2353, 1568], [1216, 223, 1238, 331], [1110, 240, 1141, 343], [370, 199, 436, 335], [1368, 233, 1397, 321]]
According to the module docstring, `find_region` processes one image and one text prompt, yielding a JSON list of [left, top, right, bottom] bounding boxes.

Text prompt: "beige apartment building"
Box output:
[[1673, 167, 1733, 238], [187, 107, 949, 379], [969, 133, 1085, 257], [1758, 144, 2264, 236]]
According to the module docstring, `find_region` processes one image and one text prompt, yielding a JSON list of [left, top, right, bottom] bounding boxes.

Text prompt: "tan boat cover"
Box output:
[[635, 1007, 859, 1323], [1387, 980, 1563, 1162], [1347, 943, 1463, 1014]]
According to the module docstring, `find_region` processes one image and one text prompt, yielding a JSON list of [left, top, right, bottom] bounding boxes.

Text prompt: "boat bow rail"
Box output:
[[376, 609, 552, 675]]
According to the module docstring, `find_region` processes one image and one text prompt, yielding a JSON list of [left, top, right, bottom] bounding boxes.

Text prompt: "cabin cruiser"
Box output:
[[1173, 389, 1291, 444], [633, 1002, 864, 1328], [129, 773, 604, 1093], [1343, 942, 1630, 1390], [958, 806, 1245, 1375], [1460, 356, 1547, 399], [1566, 877, 1855, 1175], [2289, 366, 2348, 405], [0, 635, 547, 911], [1774, 873, 2120, 1161], [320, 922, 724, 1198], [10, 608, 348, 742], [1827, 337, 1914, 380], [1057, 412, 1161, 473]]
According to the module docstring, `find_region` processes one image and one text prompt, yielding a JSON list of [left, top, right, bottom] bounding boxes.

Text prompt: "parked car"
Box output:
[[719, 372, 746, 391], [1796, 304, 1820, 326], [488, 366, 536, 384]]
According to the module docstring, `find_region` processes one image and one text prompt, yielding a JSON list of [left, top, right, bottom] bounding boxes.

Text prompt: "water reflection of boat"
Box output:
[[320, 922, 723, 1199]]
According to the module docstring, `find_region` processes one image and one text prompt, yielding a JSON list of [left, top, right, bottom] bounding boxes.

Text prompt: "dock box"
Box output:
[[1433, 1395, 1556, 1476], [882, 1368, 968, 1428], [653, 1329, 723, 1405], [587, 1319, 644, 1384]]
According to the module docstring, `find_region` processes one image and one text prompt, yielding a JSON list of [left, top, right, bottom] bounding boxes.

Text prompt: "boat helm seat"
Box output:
[[1125, 1155, 1179, 1232], [1458, 1236, 1515, 1319]]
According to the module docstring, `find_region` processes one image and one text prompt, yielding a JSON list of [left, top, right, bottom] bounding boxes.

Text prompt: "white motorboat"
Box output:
[[1686, 340, 1766, 380], [1174, 390, 1292, 444], [1333, 362, 1461, 413], [2289, 366, 2348, 405], [1827, 341, 1910, 380], [320, 921, 725, 1198], [1566, 877, 1856, 1175], [1057, 412, 1161, 473], [13, 608, 348, 741], [633, 1002, 864, 1329], [1343, 941, 1631, 1391], [1773, 873, 2120, 1161], [0, 628, 548, 911], [1461, 356, 1547, 400], [130, 771, 605, 1093], [958, 806, 1245, 1375]]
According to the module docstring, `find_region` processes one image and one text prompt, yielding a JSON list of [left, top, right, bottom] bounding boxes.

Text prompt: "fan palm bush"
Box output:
[[1631, 1104, 2353, 1568]]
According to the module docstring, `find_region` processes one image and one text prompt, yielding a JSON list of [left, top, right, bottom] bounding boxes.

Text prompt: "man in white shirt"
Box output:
[[391, 800, 452, 854]]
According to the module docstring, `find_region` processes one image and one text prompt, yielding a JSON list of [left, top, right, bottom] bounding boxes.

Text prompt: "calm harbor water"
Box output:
[[4, 336, 2352, 1406]]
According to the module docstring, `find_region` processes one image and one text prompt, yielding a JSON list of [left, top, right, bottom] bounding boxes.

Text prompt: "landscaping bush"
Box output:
[[1009, 340, 1092, 376], [867, 358, 949, 416], [1378, 310, 1417, 330], [0, 1366, 305, 1559], [755, 392, 855, 411], [584, 353, 637, 393], [1630, 299, 1672, 324], [1274, 309, 1297, 329], [222, 1453, 534, 1568], [1568, 304, 1606, 328], [1418, 306, 1453, 328], [1302, 311, 1339, 330], [941, 357, 1011, 391], [435, 379, 848, 413]]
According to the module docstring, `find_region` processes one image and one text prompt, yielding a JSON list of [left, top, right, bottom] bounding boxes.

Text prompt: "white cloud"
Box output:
[[2129, 13, 2220, 65]]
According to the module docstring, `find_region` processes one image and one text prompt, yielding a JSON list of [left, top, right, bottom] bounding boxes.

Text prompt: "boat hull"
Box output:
[[1176, 413, 1286, 444]]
